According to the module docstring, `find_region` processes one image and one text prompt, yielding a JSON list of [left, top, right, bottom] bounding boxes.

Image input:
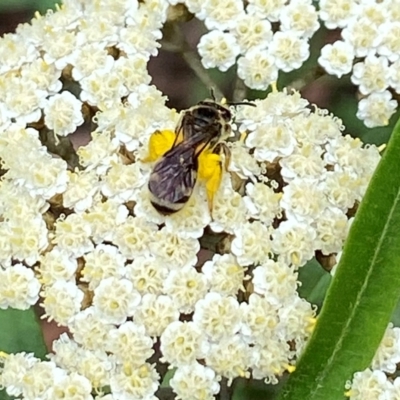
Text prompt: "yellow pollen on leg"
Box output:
[[144, 129, 176, 162], [198, 150, 223, 210]]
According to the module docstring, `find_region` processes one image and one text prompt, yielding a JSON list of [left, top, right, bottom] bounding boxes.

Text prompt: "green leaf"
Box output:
[[0, 0, 60, 13], [278, 116, 400, 400], [0, 307, 47, 358], [0, 308, 47, 400], [297, 258, 331, 309]]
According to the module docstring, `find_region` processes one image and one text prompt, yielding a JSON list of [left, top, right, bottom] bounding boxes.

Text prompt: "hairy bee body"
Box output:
[[148, 100, 232, 214]]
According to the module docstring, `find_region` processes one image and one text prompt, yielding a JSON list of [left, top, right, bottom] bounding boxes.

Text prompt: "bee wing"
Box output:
[[149, 144, 197, 204]]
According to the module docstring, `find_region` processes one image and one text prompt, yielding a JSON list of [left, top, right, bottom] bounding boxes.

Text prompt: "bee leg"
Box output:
[[198, 143, 230, 211], [204, 156, 222, 211], [143, 129, 176, 162], [214, 142, 231, 170], [239, 131, 248, 143]]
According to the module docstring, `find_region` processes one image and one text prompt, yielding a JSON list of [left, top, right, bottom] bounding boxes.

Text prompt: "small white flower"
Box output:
[[21, 361, 59, 400], [126, 255, 168, 295], [372, 324, 400, 374], [0, 352, 39, 397], [246, 120, 297, 162], [135, 294, 180, 337], [341, 17, 380, 57], [0, 264, 40, 310], [4, 77, 47, 124], [41, 281, 84, 325], [347, 369, 392, 400], [281, 178, 328, 223], [170, 362, 220, 400], [202, 253, 246, 297], [314, 207, 349, 255], [269, 31, 310, 72], [160, 321, 209, 366], [80, 68, 128, 110], [199, 0, 244, 31], [246, 0, 287, 22], [163, 266, 208, 314], [114, 54, 151, 90], [101, 162, 145, 203], [244, 182, 282, 226], [149, 228, 200, 269], [39, 247, 78, 286], [53, 214, 94, 257], [272, 219, 317, 267], [351, 55, 390, 95], [251, 339, 291, 384], [279, 143, 327, 180], [228, 142, 262, 179], [106, 321, 154, 365], [63, 169, 99, 213], [69, 307, 114, 351], [198, 30, 240, 72], [43, 91, 84, 136], [237, 50, 278, 90], [356, 90, 398, 128], [206, 335, 253, 382], [81, 244, 126, 290], [93, 277, 141, 325], [47, 372, 93, 400], [110, 363, 159, 400], [210, 176, 247, 234], [378, 21, 400, 62], [71, 43, 114, 81], [318, 40, 355, 78], [118, 18, 162, 59], [77, 131, 120, 175], [322, 170, 359, 210], [21, 58, 62, 94], [240, 293, 279, 342], [319, 0, 359, 29], [193, 292, 241, 341], [278, 295, 316, 346], [164, 189, 211, 239], [0, 33, 39, 74], [232, 14, 272, 52], [42, 29, 77, 70], [112, 216, 158, 259], [280, 1, 320, 39], [231, 221, 272, 266], [252, 259, 298, 305]]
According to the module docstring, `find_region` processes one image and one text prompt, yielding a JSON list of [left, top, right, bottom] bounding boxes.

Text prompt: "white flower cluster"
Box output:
[[0, 0, 382, 399], [318, 0, 400, 128], [182, 0, 319, 90], [346, 324, 400, 399], [167, 0, 400, 128]]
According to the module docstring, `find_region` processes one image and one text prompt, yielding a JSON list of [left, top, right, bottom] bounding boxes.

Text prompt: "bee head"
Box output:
[[196, 100, 232, 123]]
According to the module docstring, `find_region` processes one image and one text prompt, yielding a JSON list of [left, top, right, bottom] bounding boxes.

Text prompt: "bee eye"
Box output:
[[196, 107, 218, 120]]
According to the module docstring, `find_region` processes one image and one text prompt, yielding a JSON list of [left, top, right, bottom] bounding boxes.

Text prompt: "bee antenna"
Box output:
[[210, 88, 216, 101], [227, 101, 257, 108]]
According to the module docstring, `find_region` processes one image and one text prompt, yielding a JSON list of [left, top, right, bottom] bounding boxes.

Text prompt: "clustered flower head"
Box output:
[[317, 0, 400, 128], [0, 0, 385, 399], [171, 0, 399, 128], [345, 324, 400, 400]]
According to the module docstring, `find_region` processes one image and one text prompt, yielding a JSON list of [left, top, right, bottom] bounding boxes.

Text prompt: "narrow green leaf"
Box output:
[[297, 258, 331, 309], [278, 117, 400, 400], [391, 297, 400, 327], [0, 307, 47, 358]]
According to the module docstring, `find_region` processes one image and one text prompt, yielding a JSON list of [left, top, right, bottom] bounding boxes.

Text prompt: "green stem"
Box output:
[[165, 24, 225, 100], [232, 73, 247, 102]]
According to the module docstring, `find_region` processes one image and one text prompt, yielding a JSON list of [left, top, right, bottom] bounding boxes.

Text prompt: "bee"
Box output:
[[148, 100, 232, 214]]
